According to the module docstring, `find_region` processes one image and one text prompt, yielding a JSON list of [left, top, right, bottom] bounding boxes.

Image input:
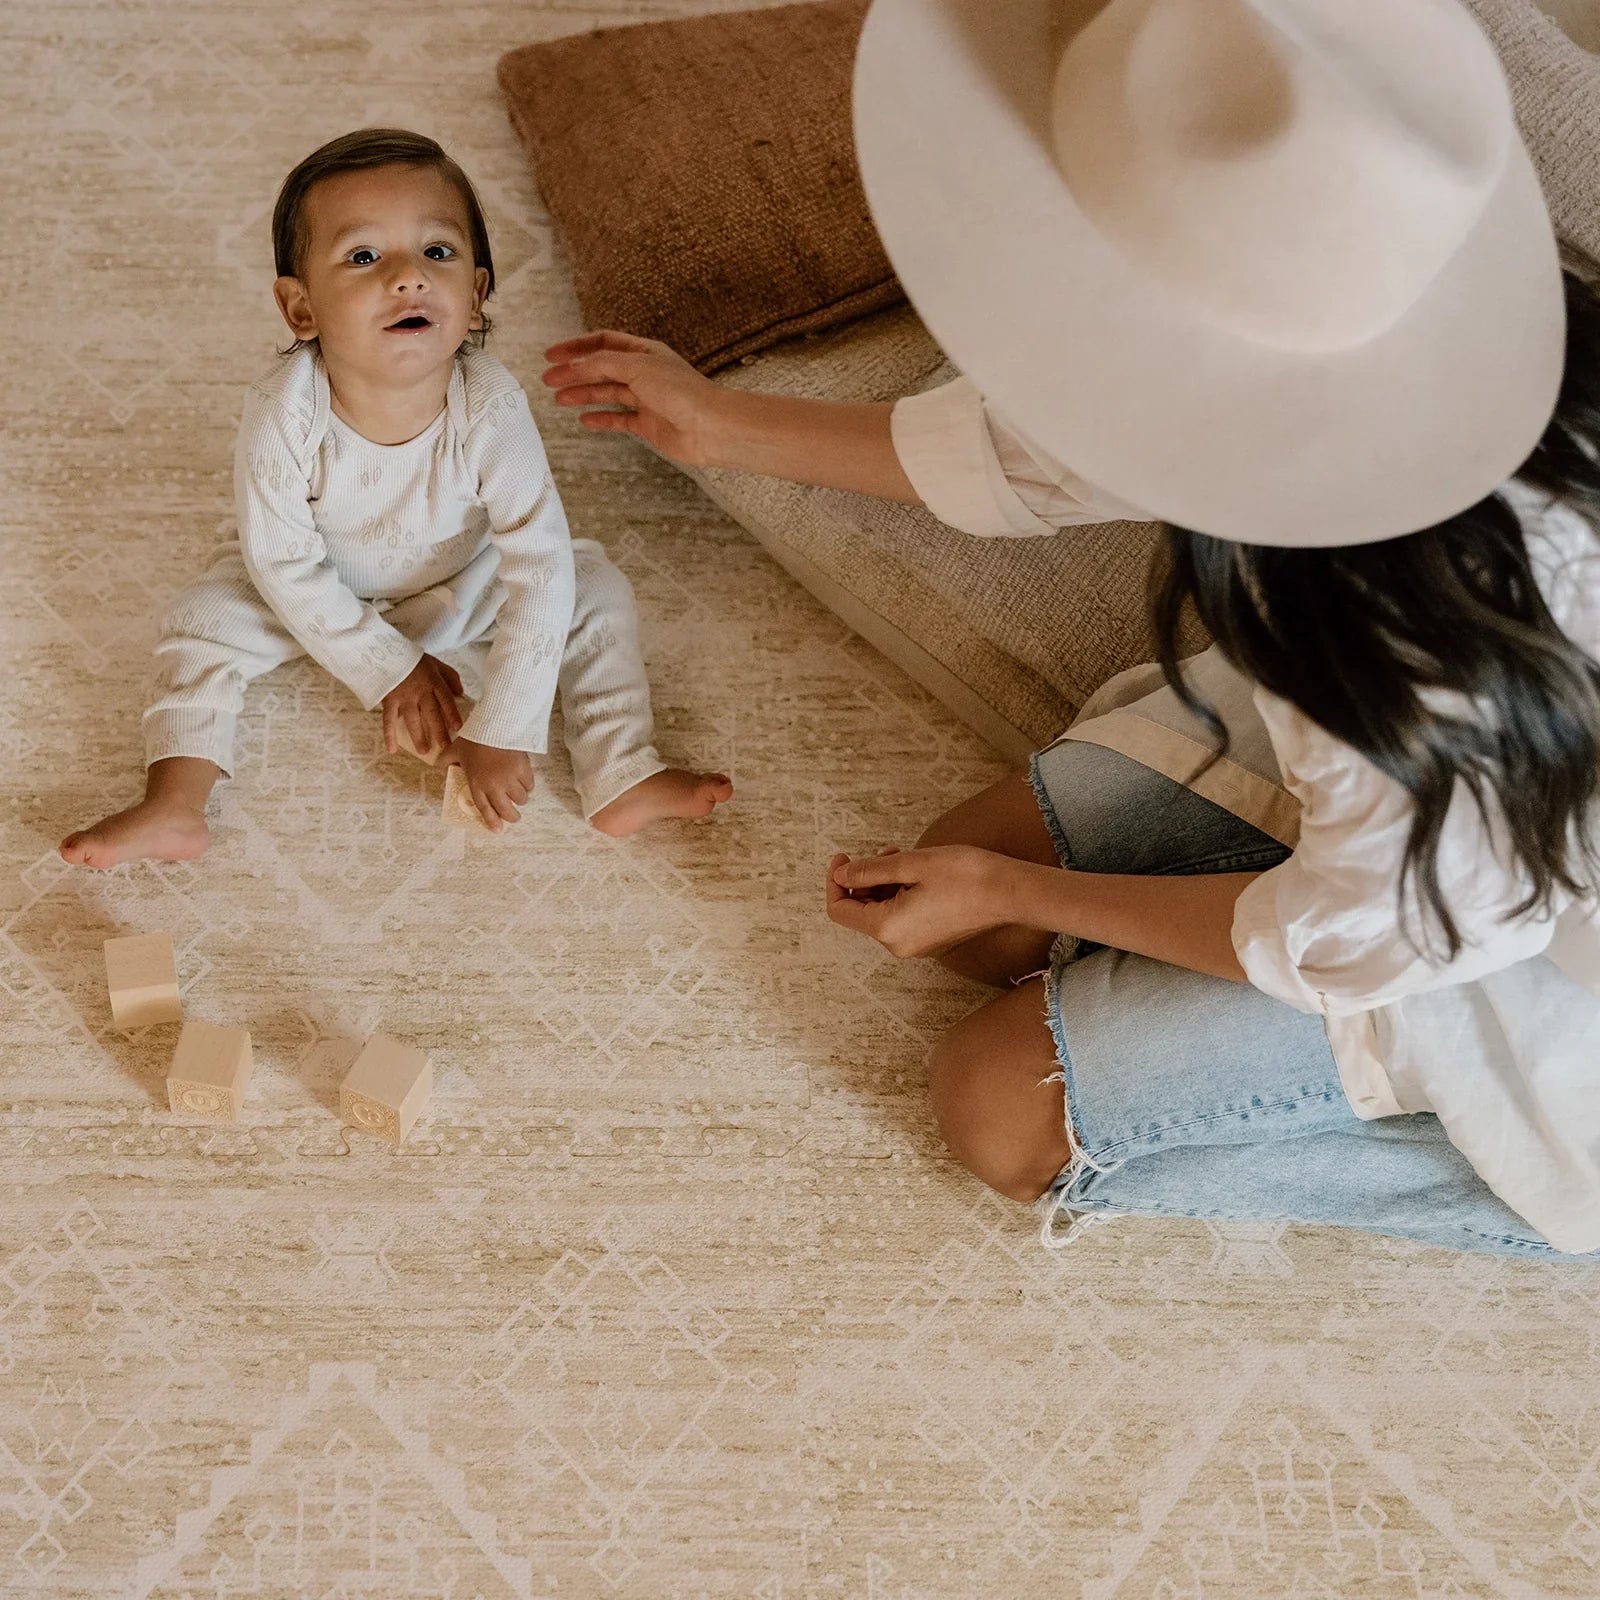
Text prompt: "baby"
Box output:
[[61, 127, 731, 867]]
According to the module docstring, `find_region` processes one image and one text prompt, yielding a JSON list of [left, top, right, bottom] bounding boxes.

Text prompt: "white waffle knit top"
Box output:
[[234, 343, 576, 753]]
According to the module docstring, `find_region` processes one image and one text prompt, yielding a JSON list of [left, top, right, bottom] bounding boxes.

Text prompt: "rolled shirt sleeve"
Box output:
[[890, 375, 1152, 536], [1231, 691, 1560, 1020]]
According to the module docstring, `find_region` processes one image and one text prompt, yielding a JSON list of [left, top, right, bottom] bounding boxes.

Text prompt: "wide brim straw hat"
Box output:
[[852, 0, 1567, 546]]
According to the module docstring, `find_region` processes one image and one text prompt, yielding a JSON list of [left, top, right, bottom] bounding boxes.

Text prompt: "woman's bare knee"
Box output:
[[927, 983, 1071, 1203], [916, 772, 1058, 865], [934, 925, 1056, 990], [918, 774, 1060, 988]]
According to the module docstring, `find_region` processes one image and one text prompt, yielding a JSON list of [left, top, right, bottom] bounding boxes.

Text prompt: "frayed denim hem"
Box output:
[[1032, 956, 1129, 1252], [1027, 751, 1074, 870], [1027, 753, 1091, 970]]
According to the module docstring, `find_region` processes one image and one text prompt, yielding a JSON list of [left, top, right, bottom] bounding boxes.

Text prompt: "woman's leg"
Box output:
[[924, 738, 1297, 989], [917, 744, 1569, 1259], [916, 774, 1063, 988], [1036, 945, 1581, 1258], [929, 955, 1589, 1258], [926, 977, 1072, 1202]]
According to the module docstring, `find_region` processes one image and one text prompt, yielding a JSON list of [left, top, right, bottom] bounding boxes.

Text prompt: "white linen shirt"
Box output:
[[893, 375, 1600, 1253], [235, 343, 577, 754]]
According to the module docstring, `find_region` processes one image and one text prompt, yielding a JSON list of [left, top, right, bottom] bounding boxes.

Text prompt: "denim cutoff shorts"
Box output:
[[1028, 736, 1594, 1261]]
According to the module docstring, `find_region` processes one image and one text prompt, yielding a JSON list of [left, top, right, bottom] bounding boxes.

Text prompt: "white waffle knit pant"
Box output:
[[142, 538, 666, 818]]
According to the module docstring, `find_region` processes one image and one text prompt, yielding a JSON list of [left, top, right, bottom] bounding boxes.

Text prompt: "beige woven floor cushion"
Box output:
[[690, 0, 1600, 762], [688, 309, 1200, 761]]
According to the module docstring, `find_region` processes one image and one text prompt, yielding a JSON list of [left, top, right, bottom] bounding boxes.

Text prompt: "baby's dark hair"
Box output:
[[271, 127, 495, 343]]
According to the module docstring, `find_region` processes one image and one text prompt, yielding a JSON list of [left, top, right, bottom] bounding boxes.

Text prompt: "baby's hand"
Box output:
[[542, 331, 721, 467], [450, 739, 533, 832], [383, 655, 464, 761]]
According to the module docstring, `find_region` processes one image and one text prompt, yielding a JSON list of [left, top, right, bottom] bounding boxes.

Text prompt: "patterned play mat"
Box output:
[[2, 2, 1597, 1595]]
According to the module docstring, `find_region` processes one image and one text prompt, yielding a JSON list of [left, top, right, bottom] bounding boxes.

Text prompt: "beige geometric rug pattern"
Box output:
[[2, 2, 1598, 1595]]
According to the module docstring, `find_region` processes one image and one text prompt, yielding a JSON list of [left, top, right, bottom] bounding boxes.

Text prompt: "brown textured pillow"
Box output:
[[497, 0, 904, 374]]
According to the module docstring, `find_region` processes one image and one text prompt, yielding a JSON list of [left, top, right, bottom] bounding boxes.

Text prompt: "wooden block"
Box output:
[[442, 763, 492, 831], [339, 1034, 432, 1147], [166, 1018, 253, 1121], [395, 719, 448, 766], [394, 697, 474, 765], [104, 933, 182, 1028]]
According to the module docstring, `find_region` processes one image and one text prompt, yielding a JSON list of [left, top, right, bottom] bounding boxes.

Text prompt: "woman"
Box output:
[[543, 0, 1600, 1258]]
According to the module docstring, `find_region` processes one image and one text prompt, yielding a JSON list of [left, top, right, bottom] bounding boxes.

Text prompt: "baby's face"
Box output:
[[275, 163, 489, 380]]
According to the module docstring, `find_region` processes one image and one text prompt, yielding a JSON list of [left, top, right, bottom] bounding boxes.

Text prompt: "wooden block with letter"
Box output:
[[394, 697, 475, 766], [339, 1034, 433, 1147], [442, 763, 492, 831], [395, 721, 446, 766], [103, 933, 182, 1027], [167, 1018, 253, 1121]]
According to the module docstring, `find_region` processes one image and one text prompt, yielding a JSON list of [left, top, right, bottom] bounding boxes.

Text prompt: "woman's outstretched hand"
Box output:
[[825, 846, 1015, 958], [545, 329, 921, 502], [542, 331, 720, 466]]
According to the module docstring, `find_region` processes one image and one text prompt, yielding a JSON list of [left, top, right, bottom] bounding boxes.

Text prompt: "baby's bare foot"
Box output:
[[590, 769, 733, 838], [59, 800, 211, 870]]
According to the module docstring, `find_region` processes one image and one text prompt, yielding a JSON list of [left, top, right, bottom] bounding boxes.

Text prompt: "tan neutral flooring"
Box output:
[[2, 3, 1598, 1596]]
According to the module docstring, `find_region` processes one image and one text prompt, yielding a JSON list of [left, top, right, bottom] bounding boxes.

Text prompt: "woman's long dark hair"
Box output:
[[1152, 269, 1600, 956]]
